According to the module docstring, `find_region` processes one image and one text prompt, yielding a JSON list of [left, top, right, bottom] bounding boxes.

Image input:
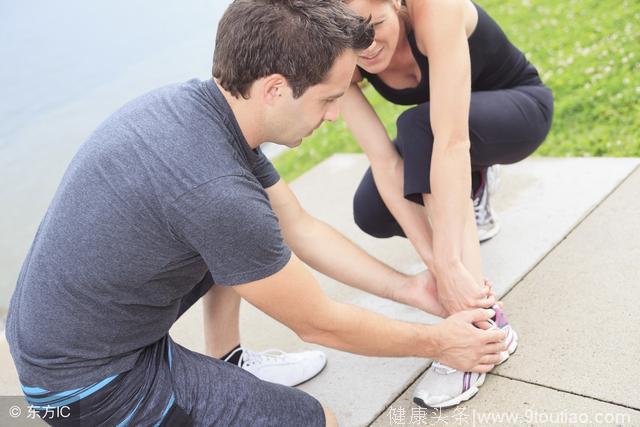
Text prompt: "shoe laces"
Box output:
[[431, 361, 458, 374], [240, 348, 287, 367]]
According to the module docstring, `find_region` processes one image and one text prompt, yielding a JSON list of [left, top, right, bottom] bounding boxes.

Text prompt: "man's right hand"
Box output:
[[433, 308, 506, 373]]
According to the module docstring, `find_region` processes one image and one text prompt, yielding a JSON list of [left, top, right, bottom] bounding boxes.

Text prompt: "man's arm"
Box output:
[[232, 253, 505, 372], [266, 179, 446, 317]]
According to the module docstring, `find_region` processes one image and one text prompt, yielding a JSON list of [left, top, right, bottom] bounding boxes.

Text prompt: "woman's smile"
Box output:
[[359, 45, 384, 63]]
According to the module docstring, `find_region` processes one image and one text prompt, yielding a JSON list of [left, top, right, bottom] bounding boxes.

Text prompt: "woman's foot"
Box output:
[[413, 361, 486, 408], [412, 304, 518, 409]]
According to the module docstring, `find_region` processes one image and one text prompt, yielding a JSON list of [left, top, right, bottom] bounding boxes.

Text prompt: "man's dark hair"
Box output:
[[213, 0, 374, 99]]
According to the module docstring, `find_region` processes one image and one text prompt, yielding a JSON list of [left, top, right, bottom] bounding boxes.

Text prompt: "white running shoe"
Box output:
[[413, 361, 486, 409], [413, 312, 518, 409], [487, 164, 501, 195], [239, 348, 327, 387], [492, 304, 519, 364], [474, 166, 501, 242]]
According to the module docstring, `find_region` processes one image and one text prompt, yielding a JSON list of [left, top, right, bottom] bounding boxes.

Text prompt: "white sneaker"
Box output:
[[413, 315, 518, 409], [492, 304, 519, 364], [239, 348, 327, 387], [413, 361, 486, 409], [486, 164, 501, 195], [474, 166, 501, 242]]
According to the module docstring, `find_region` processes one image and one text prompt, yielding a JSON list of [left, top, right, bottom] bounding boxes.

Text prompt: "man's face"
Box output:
[[269, 51, 358, 148]]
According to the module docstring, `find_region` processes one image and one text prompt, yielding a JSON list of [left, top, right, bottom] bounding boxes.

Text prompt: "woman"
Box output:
[[340, 0, 553, 408]]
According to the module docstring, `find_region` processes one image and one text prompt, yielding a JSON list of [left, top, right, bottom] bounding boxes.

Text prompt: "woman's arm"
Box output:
[[266, 178, 448, 317], [341, 82, 437, 270], [408, 0, 488, 312]]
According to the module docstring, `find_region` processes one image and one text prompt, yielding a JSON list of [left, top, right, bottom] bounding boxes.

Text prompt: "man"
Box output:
[[6, 0, 505, 425]]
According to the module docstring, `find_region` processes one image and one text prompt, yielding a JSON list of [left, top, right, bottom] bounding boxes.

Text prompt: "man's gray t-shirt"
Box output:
[[6, 78, 291, 390]]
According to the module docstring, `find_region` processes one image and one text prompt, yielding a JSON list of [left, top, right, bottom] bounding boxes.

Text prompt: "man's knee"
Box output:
[[321, 403, 338, 427]]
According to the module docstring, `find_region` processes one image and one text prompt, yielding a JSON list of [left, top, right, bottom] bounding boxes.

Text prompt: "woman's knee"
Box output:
[[353, 187, 395, 238], [396, 104, 434, 144], [396, 105, 435, 174]]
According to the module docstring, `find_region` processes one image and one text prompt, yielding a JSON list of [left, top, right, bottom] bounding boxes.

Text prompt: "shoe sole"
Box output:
[[289, 357, 328, 387], [413, 373, 486, 409], [478, 221, 500, 243]]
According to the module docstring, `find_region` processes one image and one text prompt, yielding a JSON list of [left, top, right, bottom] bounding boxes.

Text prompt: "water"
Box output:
[[0, 1, 245, 310], [0, 1, 232, 147]]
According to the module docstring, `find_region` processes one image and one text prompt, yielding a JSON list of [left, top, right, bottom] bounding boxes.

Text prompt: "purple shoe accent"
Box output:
[[492, 305, 509, 328], [462, 372, 470, 392]]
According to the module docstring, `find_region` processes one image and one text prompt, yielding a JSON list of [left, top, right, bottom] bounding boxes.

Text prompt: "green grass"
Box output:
[[274, 0, 640, 181]]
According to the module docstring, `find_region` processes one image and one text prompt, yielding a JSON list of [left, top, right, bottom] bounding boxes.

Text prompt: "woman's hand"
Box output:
[[391, 270, 449, 318], [434, 260, 495, 315], [433, 308, 507, 372]]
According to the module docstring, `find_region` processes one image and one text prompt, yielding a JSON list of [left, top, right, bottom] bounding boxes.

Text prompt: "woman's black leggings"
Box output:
[[353, 82, 554, 238]]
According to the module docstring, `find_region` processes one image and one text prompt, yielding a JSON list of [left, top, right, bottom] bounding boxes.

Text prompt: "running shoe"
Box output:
[[474, 166, 501, 242], [235, 348, 327, 387], [413, 361, 486, 409], [492, 304, 519, 364], [413, 306, 518, 409]]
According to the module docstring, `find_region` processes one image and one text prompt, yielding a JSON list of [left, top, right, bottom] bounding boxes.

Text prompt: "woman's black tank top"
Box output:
[[358, 2, 543, 105]]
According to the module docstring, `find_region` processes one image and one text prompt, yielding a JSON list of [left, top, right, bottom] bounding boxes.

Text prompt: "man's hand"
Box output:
[[435, 260, 495, 314], [433, 308, 506, 372], [391, 270, 449, 318]]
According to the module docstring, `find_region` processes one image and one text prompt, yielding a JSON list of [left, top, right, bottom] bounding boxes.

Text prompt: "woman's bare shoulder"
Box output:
[[405, 0, 477, 54]]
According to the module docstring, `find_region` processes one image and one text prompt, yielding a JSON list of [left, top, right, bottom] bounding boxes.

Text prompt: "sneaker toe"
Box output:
[[282, 350, 327, 387], [299, 350, 327, 382], [415, 392, 453, 407]]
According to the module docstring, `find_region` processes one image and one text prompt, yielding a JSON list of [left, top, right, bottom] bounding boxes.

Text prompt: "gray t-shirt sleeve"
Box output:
[[168, 174, 291, 285], [252, 147, 281, 189]]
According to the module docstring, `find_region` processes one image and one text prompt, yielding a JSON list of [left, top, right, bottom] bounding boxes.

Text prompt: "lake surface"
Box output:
[[0, 1, 239, 310]]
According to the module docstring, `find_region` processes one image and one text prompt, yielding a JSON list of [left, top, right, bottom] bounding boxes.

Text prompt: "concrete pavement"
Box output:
[[372, 159, 640, 426], [1, 154, 639, 426]]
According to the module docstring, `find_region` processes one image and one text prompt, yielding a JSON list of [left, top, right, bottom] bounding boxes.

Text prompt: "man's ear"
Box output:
[[262, 74, 288, 105]]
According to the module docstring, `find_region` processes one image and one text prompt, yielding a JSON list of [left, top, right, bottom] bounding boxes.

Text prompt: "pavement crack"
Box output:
[[489, 372, 640, 412]]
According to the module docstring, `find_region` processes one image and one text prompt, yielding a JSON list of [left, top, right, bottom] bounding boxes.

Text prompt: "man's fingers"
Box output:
[[481, 328, 507, 344], [470, 363, 495, 373], [475, 319, 493, 330], [483, 342, 507, 355], [479, 354, 503, 365]]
